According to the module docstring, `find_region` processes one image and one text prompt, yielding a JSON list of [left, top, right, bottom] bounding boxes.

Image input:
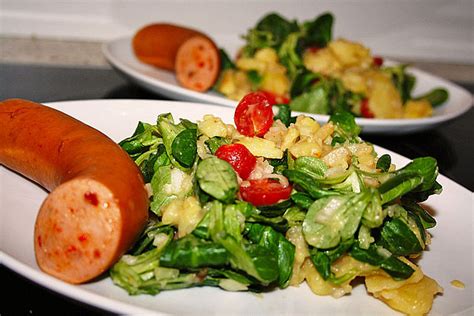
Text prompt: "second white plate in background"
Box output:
[[102, 37, 472, 134]]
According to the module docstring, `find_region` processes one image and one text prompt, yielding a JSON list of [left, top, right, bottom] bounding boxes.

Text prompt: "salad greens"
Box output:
[[218, 12, 448, 118], [240, 12, 333, 81], [196, 157, 238, 203], [111, 105, 441, 297]]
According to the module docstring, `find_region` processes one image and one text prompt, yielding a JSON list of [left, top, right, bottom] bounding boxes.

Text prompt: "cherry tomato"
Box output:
[[360, 98, 375, 118], [259, 90, 290, 105], [240, 178, 292, 206], [373, 56, 384, 67], [215, 143, 257, 179], [234, 92, 274, 137], [307, 46, 321, 53]]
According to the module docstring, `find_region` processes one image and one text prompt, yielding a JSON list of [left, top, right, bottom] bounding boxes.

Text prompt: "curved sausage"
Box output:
[[132, 23, 221, 92], [133, 23, 204, 71], [0, 99, 149, 284]]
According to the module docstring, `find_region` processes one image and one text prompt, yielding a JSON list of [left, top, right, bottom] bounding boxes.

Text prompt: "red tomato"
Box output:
[[240, 178, 292, 206], [234, 92, 274, 137], [215, 143, 257, 179], [259, 90, 290, 105], [360, 98, 375, 118], [307, 46, 320, 53], [373, 56, 384, 67]]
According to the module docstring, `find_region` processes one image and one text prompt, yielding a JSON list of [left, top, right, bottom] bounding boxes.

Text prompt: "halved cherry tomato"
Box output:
[[240, 178, 292, 206], [307, 46, 321, 53], [259, 90, 290, 105], [373, 56, 384, 67], [234, 92, 274, 137], [215, 143, 257, 179], [360, 98, 375, 118]]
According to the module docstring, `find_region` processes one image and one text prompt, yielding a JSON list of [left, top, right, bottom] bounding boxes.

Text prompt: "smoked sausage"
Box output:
[[132, 23, 221, 92], [0, 99, 149, 284]]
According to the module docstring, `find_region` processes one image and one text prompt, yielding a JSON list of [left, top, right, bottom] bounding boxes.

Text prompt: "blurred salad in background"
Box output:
[[215, 12, 449, 119]]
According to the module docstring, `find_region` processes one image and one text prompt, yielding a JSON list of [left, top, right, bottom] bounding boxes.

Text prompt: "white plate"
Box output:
[[103, 37, 472, 134], [1, 99, 472, 315]]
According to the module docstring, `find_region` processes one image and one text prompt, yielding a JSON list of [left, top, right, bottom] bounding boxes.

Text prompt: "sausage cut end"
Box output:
[[175, 36, 221, 92], [34, 178, 123, 284]]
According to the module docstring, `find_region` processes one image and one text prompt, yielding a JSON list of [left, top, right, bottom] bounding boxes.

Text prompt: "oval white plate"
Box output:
[[103, 37, 472, 134], [1, 100, 472, 315]]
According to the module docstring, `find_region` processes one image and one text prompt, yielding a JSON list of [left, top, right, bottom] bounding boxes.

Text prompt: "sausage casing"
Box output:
[[0, 99, 149, 284]]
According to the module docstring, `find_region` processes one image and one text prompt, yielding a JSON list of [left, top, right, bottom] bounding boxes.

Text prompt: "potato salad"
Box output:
[[215, 12, 448, 119], [111, 92, 442, 315]]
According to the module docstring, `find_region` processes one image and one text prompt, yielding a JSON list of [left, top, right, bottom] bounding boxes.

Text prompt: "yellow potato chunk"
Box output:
[[347, 143, 374, 157], [216, 69, 236, 95], [260, 71, 290, 96], [371, 275, 442, 316], [281, 125, 300, 151], [236, 57, 266, 73], [404, 99, 433, 118], [314, 122, 335, 142], [223, 47, 290, 99], [346, 143, 377, 170], [303, 48, 342, 76], [236, 47, 284, 75], [198, 114, 229, 138], [161, 196, 204, 238], [303, 259, 352, 298], [358, 154, 377, 171], [365, 258, 443, 316], [322, 146, 351, 169], [341, 69, 368, 94], [254, 47, 279, 64], [304, 255, 377, 298], [286, 226, 310, 286], [264, 120, 288, 147], [365, 259, 424, 293], [289, 140, 322, 158], [294, 116, 321, 140], [328, 38, 372, 68], [237, 136, 283, 159], [196, 135, 211, 159], [365, 71, 403, 118], [217, 69, 252, 101]]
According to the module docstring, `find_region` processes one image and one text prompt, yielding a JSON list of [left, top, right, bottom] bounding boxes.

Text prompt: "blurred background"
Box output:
[[1, 0, 473, 83]]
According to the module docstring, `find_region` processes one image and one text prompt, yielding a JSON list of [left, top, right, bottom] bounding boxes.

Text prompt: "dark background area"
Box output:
[[1, 62, 472, 315]]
